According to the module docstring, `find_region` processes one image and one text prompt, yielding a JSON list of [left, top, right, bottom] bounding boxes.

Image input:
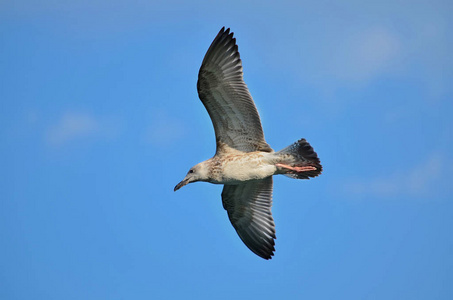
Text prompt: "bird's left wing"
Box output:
[[197, 27, 272, 154], [221, 176, 276, 259]]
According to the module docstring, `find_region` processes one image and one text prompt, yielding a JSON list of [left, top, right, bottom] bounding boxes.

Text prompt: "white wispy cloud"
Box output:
[[46, 112, 121, 146], [330, 27, 401, 82], [343, 153, 450, 198]]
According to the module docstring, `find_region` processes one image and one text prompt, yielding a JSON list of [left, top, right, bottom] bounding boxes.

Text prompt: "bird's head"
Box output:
[[174, 162, 210, 191]]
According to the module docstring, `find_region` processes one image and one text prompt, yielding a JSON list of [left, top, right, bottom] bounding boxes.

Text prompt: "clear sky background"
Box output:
[[1, 1, 452, 299]]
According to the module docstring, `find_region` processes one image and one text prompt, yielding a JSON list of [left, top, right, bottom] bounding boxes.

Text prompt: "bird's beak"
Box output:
[[174, 178, 189, 191]]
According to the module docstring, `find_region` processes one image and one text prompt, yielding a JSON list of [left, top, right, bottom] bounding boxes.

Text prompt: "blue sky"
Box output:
[[1, 0, 452, 299]]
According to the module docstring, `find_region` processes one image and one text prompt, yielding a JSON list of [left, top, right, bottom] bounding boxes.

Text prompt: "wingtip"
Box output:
[[259, 251, 275, 260], [219, 26, 233, 37], [250, 238, 276, 260]]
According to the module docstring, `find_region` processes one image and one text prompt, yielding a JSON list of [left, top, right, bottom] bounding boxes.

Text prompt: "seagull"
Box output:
[[174, 27, 322, 259]]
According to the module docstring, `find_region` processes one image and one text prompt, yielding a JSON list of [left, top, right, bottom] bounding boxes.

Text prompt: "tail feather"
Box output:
[[276, 138, 322, 179]]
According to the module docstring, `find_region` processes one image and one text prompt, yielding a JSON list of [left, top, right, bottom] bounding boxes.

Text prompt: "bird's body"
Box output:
[[203, 146, 277, 184], [174, 27, 322, 259]]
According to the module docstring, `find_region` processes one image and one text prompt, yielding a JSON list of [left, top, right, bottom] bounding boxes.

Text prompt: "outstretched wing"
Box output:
[[221, 177, 276, 259], [197, 27, 272, 154]]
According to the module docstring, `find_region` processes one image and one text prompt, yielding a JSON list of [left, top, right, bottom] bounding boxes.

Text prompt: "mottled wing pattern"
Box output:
[[197, 27, 272, 154], [221, 177, 276, 259]]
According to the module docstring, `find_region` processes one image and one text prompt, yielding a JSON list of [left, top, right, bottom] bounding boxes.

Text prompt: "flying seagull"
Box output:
[[174, 27, 322, 259]]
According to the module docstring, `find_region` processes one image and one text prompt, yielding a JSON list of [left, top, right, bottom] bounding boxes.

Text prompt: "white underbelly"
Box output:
[[220, 156, 276, 184]]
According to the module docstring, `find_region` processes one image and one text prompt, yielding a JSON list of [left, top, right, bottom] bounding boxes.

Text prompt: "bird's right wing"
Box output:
[[221, 176, 276, 259], [197, 27, 272, 154]]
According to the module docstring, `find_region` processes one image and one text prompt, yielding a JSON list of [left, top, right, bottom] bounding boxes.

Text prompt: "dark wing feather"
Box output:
[[221, 177, 276, 259], [197, 27, 272, 154]]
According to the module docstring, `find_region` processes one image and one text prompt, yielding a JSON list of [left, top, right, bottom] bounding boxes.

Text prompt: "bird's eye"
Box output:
[[189, 169, 194, 174]]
